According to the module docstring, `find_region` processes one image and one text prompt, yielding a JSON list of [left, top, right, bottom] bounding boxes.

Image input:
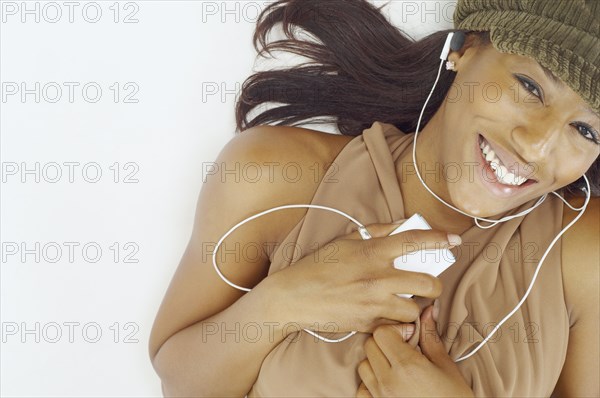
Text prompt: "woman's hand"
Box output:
[[356, 305, 474, 398], [265, 223, 457, 335]]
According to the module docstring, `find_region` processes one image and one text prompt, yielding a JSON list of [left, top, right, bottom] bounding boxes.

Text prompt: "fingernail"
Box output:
[[447, 233, 462, 247], [400, 324, 415, 341], [392, 219, 405, 224], [433, 299, 440, 322]]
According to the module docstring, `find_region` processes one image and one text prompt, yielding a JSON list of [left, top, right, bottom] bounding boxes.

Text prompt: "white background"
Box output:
[[0, 0, 453, 395]]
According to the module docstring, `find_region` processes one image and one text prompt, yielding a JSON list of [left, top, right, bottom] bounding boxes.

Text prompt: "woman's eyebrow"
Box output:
[[537, 64, 598, 120], [540, 64, 563, 87], [585, 105, 600, 121]]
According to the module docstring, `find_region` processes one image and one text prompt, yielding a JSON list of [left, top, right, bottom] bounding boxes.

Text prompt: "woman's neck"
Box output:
[[395, 114, 475, 236]]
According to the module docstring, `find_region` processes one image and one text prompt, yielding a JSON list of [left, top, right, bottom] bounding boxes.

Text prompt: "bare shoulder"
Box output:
[[552, 196, 599, 397], [232, 124, 355, 163], [148, 125, 355, 360], [221, 125, 356, 244], [561, 195, 599, 323]]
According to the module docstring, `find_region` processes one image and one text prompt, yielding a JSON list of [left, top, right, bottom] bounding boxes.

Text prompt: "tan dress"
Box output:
[[247, 121, 568, 397]]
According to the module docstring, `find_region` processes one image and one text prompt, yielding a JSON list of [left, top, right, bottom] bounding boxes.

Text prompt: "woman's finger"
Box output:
[[355, 381, 372, 398], [363, 336, 391, 380], [419, 305, 457, 371], [343, 222, 406, 241], [373, 324, 423, 367], [357, 359, 377, 395]]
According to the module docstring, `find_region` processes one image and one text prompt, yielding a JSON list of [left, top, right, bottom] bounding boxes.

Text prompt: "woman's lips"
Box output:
[[475, 134, 537, 197], [477, 134, 538, 183]]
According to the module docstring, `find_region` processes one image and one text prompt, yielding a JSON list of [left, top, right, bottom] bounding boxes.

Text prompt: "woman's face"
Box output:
[[437, 40, 600, 217]]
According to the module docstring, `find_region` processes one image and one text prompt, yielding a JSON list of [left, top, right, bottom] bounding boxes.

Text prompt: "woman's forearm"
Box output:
[[152, 276, 291, 397]]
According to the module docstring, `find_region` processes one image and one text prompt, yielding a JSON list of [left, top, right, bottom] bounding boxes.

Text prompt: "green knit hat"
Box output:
[[453, 0, 600, 113]]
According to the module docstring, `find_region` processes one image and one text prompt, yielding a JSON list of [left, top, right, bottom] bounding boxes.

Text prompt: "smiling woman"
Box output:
[[149, 0, 599, 397], [415, 38, 600, 219]]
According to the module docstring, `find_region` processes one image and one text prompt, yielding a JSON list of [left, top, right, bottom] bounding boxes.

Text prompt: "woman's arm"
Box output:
[[148, 126, 353, 396], [152, 276, 292, 396], [149, 124, 445, 396], [552, 197, 599, 397]]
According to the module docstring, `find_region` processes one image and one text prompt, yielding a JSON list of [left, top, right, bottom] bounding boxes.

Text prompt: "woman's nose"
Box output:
[[511, 118, 562, 162]]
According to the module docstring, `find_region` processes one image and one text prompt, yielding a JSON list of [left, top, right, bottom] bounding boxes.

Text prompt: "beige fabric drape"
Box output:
[[248, 121, 568, 397]]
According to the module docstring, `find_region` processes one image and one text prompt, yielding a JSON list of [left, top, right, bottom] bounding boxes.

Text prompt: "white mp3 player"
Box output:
[[388, 213, 456, 298]]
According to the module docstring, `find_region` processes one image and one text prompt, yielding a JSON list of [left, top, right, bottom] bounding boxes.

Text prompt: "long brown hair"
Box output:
[[234, 0, 599, 196]]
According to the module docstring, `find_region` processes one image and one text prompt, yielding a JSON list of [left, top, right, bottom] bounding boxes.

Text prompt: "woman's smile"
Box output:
[[474, 133, 538, 198], [411, 40, 600, 221]]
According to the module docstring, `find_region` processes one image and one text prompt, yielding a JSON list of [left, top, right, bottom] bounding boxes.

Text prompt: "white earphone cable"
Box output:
[[210, 32, 592, 355], [211, 204, 370, 343], [411, 54, 591, 361], [454, 176, 590, 362], [412, 59, 549, 230]]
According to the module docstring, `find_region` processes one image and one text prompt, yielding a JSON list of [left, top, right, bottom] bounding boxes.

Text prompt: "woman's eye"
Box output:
[[516, 75, 542, 100], [572, 123, 600, 144], [513, 74, 599, 145]]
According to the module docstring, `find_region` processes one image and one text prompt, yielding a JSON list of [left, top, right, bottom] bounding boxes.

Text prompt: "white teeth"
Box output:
[[479, 137, 527, 186], [480, 141, 490, 155], [503, 171, 522, 185], [497, 164, 509, 179]]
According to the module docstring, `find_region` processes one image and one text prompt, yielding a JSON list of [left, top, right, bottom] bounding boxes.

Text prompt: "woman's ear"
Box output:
[[447, 33, 484, 70]]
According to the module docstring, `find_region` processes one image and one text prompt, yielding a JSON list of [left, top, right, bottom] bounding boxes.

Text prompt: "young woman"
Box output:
[[149, 0, 599, 396]]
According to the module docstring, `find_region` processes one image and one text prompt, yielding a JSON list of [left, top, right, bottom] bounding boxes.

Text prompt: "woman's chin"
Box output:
[[449, 188, 515, 219], [454, 202, 502, 219]]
